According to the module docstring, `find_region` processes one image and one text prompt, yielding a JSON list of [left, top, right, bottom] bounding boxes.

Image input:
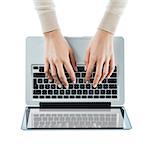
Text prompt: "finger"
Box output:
[[50, 61, 62, 87], [55, 62, 68, 88], [99, 59, 109, 83], [69, 48, 77, 71], [64, 60, 76, 83], [107, 56, 115, 78], [93, 60, 104, 88], [44, 59, 52, 81], [84, 48, 90, 71], [85, 56, 96, 82]]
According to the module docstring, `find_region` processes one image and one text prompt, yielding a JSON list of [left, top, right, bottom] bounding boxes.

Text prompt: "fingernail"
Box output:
[[93, 84, 97, 88], [75, 66, 78, 71], [73, 80, 76, 84], [49, 79, 52, 82], [65, 85, 69, 89], [84, 66, 87, 71], [58, 84, 62, 88]]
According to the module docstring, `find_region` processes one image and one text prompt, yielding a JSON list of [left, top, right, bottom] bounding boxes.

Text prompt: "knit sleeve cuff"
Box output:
[[98, 11, 120, 34], [38, 11, 60, 33]]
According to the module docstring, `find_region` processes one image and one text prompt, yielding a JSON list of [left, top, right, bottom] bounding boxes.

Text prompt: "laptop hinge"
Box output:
[[39, 102, 111, 109]]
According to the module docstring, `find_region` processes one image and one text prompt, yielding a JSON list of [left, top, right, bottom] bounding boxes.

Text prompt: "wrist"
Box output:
[[44, 29, 62, 39]]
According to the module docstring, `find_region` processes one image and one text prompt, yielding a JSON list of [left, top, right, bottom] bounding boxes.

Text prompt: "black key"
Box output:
[[101, 90, 105, 94], [86, 84, 90, 89], [33, 73, 45, 78], [112, 95, 117, 98], [33, 84, 38, 89], [103, 84, 108, 89], [114, 66, 117, 72], [112, 90, 117, 94], [75, 72, 80, 78], [72, 90, 76, 94], [38, 79, 42, 83], [106, 90, 111, 94], [60, 90, 64, 95], [33, 90, 41, 95], [39, 84, 44, 89], [33, 66, 38, 69], [82, 72, 86, 77], [44, 79, 48, 83], [33, 79, 37, 85], [58, 96, 62, 98], [66, 90, 70, 95], [54, 90, 58, 95], [108, 79, 117, 83], [40, 95, 44, 98], [39, 66, 44, 72], [102, 79, 106, 83], [69, 84, 73, 89], [82, 95, 86, 98], [106, 95, 111, 98], [52, 95, 56, 98], [97, 84, 102, 89], [65, 72, 69, 78], [48, 90, 53, 95], [77, 66, 84, 72], [94, 95, 99, 98], [45, 84, 50, 89], [76, 95, 81, 98], [77, 90, 82, 94], [88, 95, 93, 98], [111, 73, 117, 77], [74, 84, 79, 89], [100, 95, 105, 98], [51, 84, 55, 89], [95, 90, 99, 94], [80, 84, 85, 89], [89, 90, 93, 95], [67, 78, 72, 83], [42, 90, 47, 95], [83, 90, 87, 95], [92, 72, 95, 78], [33, 96, 38, 98], [70, 95, 74, 98], [64, 95, 69, 98], [46, 96, 50, 98], [109, 84, 117, 89], [90, 79, 93, 83], [79, 78, 83, 83]]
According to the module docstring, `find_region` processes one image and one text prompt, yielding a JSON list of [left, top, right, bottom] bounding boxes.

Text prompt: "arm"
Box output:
[[99, 0, 128, 34], [85, 0, 128, 87], [33, 0, 76, 88], [33, 0, 59, 32]]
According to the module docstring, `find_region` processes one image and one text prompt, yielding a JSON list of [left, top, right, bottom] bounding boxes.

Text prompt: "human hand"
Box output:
[[85, 29, 115, 88], [44, 30, 77, 88]]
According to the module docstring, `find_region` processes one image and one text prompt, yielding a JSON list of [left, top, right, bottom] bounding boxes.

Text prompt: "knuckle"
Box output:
[[53, 58, 60, 64], [103, 71, 108, 76]]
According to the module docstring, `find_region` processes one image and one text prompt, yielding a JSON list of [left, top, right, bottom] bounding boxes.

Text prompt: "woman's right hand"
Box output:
[[44, 30, 77, 88]]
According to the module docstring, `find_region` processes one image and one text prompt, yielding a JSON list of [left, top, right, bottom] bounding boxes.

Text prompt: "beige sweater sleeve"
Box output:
[[98, 0, 128, 33], [33, 0, 127, 33]]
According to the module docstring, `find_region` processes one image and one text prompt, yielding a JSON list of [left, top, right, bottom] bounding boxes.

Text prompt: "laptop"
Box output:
[[21, 36, 132, 130]]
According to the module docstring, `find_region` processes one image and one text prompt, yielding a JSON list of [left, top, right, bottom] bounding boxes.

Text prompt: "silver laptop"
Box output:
[[21, 36, 131, 130]]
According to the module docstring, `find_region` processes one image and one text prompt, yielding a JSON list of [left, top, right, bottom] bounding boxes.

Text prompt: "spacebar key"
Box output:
[[33, 73, 45, 77]]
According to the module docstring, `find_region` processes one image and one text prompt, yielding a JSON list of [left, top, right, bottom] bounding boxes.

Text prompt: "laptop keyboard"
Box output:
[[32, 65, 117, 99], [32, 112, 117, 128]]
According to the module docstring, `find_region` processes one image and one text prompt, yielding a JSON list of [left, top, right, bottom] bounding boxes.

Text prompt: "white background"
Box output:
[[0, 0, 150, 149]]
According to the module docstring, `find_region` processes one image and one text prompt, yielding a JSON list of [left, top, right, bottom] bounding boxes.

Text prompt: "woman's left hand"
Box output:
[[85, 29, 115, 88]]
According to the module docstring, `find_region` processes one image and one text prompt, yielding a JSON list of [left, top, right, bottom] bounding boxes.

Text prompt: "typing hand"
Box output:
[[44, 30, 77, 88], [85, 29, 115, 88]]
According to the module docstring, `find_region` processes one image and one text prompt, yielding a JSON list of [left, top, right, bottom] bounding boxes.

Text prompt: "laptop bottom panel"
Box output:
[[21, 107, 131, 130]]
